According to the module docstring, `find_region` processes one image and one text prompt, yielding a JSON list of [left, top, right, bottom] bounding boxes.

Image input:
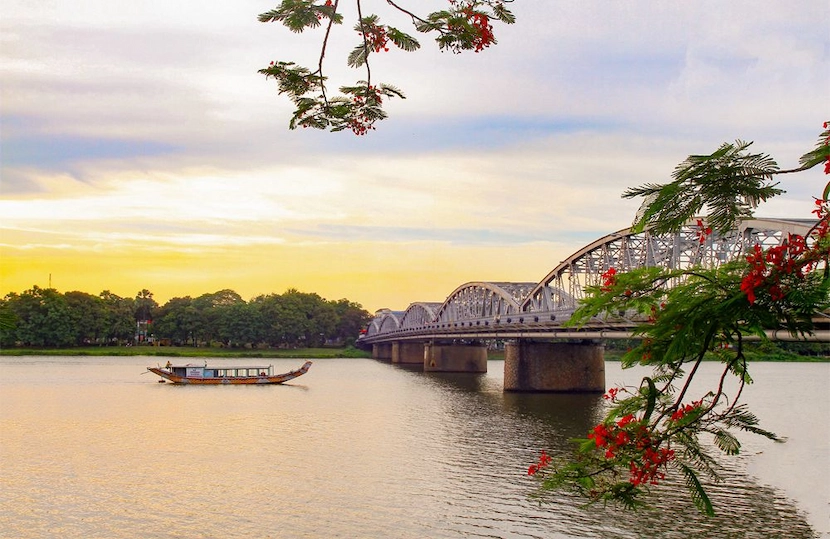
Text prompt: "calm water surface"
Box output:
[[0, 356, 827, 538]]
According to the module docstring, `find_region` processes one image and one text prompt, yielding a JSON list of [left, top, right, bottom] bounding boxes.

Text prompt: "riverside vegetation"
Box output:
[[0, 287, 373, 351]]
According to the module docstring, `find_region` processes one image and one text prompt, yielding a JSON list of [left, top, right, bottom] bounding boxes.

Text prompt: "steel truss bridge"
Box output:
[[360, 218, 829, 345]]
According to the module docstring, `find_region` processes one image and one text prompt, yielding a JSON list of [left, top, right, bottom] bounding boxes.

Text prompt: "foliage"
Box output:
[[528, 125, 830, 515], [2, 287, 74, 347], [258, 0, 515, 134], [2, 286, 372, 350], [134, 289, 158, 322], [623, 140, 785, 235], [64, 291, 106, 346]]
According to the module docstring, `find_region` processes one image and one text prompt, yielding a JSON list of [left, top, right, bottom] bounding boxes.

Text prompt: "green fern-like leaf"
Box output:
[[624, 140, 783, 234], [679, 462, 715, 516], [348, 44, 368, 68], [723, 405, 782, 442], [378, 83, 405, 99], [387, 28, 421, 52], [491, 2, 516, 24], [797, 124, 830, 170], [258, 0, 323, 32], [712, 429, 741, 455]]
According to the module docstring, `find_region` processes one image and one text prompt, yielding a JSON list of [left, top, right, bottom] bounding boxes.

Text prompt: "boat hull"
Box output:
[[147, 361, 312, 385]]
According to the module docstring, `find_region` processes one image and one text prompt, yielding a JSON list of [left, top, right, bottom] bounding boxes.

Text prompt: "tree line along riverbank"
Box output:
[[1, 286, 373, 350]]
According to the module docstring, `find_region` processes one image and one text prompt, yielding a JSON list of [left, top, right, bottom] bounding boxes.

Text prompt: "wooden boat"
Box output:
[[147, 360, 312, 385]]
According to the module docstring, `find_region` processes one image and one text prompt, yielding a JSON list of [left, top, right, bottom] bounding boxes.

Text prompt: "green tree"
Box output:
[[529, 127, 830, 515], [0, 298, 17, 347], [252, 289, 337, 346], [259, 0, 515, 133], [99, 290, 135, 344], [193, 289, 245, 345], [251, 293, 286, 346], [64, 291, 106, 345], [6, 286, 75, 347], [134, 289, 158, 322], [154, 297, 201, 346], [216, 302, 267, 348], [330, 298, 372, 343]]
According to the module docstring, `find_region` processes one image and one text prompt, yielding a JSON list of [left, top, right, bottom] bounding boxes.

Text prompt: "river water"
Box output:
[[0, 356, 827, 538]]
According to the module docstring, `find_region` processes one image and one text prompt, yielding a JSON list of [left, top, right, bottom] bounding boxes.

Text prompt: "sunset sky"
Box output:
[[2, 0, 828, 312]]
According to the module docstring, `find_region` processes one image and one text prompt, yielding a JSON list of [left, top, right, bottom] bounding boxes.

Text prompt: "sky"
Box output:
[[1, 0, 828, 313]]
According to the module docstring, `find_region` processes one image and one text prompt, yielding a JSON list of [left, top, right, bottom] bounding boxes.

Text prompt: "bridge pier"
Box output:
[[504, 340, 605, 392], [372, 343, 393, 361], [424, 342, 487, 373], [392, 342, 425, 365]]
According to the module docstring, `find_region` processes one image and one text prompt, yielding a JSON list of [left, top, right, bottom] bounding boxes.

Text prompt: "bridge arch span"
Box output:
[[365, 310, 405, 338], [521, 217, 818, 312], [435, 282, 537, 325], [400, 302, 442, 330]]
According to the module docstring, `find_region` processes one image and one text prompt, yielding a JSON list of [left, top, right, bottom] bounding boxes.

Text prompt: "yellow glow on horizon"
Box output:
[[0, 239, 567, 312]]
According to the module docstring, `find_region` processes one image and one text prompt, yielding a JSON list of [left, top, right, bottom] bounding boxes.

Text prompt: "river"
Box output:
[[0, 356, 827, 538]]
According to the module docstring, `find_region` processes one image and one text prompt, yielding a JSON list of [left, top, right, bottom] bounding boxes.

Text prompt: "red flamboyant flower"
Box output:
[[603, 387, 623, 401], [670, 400, 702, 422], [601, 267, 617, 292], [362, 23, 390, 53], [695, 219, 713, 244], [739, 228, 822, 304], [617, 414, 636, 428], [527, 450, 553, 475], [585, 414, 675, 486], [448, 0, 496, 52]]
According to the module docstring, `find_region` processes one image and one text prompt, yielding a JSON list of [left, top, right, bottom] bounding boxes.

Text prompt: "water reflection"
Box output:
[[392, 360, 819, 538], [0, 357, 822, 539]]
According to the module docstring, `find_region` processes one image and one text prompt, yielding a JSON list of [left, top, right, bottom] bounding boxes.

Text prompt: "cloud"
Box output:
[[2, 131, 177, 168], [1, 0, 827, 308]]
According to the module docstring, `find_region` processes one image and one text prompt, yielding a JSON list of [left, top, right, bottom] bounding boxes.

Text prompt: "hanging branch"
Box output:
[[530, 124, 830, 515], [258, 0, 515, 134]]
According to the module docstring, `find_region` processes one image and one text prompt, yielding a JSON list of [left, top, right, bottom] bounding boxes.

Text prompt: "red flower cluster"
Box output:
[[603, 387, 625, 402], [629, 446, 675, 486], [739, 186, 830, 305], [588, 414, 676, 486], [363, 23, 390, 53], [527, 450, 552, 475], [449, 0, 496, 52], [670, 400, 702, 422], [348, 86, 383, 136], [740, 232, 816, 304], [465, 10, 494, 52], [588, 414, 636, 459], [601, 267, 617, 292], [695, 219, 712, 245]]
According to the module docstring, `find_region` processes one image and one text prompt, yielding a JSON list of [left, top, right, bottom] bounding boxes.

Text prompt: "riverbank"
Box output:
[[1, 346, 825, 361], [0, 345, 372, 359]]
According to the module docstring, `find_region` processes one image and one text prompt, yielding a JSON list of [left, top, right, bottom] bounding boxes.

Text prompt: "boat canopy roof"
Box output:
[[173, 363, 272, 370]]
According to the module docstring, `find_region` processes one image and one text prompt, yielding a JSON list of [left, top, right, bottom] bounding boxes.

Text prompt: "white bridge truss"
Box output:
[[361, 218, 826, 343]]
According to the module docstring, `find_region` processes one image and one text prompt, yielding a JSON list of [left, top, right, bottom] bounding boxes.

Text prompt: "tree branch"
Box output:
[[356, 0, 372, 90]]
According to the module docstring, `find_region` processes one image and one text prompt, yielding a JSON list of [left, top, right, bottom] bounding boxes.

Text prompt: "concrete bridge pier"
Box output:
[[372, 343, 393, 361], [424, 342, 487, 373], [504, 340, 605, 392], [392, 342, 426, 365]]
